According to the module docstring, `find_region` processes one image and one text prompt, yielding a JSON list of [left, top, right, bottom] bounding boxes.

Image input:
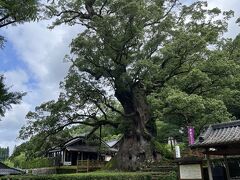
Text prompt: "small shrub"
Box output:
[[160, 172, 177, 180], [24, 157, 54, 169], [56, 166, 77, 174], [104, 157, 118, 170], [10, 153, 53, 169], [152, 141, 174, 159]]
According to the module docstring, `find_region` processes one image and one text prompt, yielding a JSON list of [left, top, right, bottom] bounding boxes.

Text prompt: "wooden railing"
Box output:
[[77, 160, 106, 172]]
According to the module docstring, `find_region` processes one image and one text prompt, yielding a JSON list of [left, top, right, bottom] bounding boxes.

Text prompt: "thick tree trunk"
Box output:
[[113, 83, 158, 170], [114, 134, 155, 170]]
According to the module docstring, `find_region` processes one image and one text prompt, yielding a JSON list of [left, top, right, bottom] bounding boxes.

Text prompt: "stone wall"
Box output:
[[31, 167, 57, 175]]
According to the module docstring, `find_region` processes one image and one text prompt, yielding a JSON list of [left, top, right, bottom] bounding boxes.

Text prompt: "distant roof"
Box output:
[[0, 162, 23, 175], [192, 120, 240, 148], [48, 134, 117, 153], [0, 168, 23, 175], [106, 140, 119, 148], [106, 137, 122, 148], [66, 145, 99, 152], [48, 146, 61, 153], [64, 136, 85, 147], [0, 162, 9, 169]]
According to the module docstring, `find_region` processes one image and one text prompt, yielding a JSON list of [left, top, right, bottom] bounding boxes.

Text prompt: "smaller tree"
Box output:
[[0, 146, 9, 161], [0, 75, 26, 120]]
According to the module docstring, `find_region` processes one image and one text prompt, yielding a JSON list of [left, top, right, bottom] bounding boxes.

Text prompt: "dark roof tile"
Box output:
[[192, 120, 240, 148]]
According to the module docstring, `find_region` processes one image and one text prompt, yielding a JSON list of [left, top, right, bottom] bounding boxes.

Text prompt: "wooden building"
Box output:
[[191, 120, 240, 180], [48, 134, 117, 166]]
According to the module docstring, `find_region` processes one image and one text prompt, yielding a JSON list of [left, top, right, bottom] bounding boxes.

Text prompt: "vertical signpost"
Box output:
[[175, 145, 181, 159], [188, 126, 195, 145], [176, 126, 203, 180]]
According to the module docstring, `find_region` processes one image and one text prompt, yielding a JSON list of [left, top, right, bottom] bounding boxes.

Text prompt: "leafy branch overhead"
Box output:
[[20, 71, 121, 140], [0, 0, 39, 46]]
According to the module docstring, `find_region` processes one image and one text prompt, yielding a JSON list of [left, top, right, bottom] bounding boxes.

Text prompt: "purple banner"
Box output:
[[188, 126, 195, 145]]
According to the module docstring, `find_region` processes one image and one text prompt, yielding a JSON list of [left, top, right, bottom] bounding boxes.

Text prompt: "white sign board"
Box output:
[[175, 145, 181, 158], [179, 164, 202, 179], [63, 161, 72, 166]]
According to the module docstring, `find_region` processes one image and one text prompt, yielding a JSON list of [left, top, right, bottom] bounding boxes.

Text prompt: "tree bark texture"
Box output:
[[114, 82, 157, 170]]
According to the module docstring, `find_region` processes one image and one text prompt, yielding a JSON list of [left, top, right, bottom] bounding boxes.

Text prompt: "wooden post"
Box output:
[[87, 159, 89, 172], [224, 155, 231, 180], [170, 137, 174, 151], [206, 154, 213, 180], [62, 150, 66, 165], [99, 125, 102, 160]]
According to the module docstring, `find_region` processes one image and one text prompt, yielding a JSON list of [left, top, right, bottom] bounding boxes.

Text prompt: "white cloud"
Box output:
[[0, 102, 31, 154], [3, 69, 29, 92], [3, 21, 81, 85]]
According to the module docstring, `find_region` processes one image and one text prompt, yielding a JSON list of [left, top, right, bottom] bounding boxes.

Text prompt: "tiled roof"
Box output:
[[192, 120, 240, 148], [0, 162, 23, 175], [64, 137, 84, 146], [48, 134, 115, 153], [0, 168, 23, 175], [0, 162, 9, 169]]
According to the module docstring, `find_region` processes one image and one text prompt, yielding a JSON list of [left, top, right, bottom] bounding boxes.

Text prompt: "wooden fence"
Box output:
[[76, 160, 106, 172]]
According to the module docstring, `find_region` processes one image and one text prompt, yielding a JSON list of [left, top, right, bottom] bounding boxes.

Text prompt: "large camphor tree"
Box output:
[[20, 0, 240, 170]]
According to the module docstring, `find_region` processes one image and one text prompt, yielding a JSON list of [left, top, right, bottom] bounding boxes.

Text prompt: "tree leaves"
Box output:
[[0, 0, 39, 46]]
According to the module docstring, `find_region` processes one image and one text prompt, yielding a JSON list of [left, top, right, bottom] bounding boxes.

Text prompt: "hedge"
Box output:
[[159, 172, 177, 180], [1, 171, 177, 180], [0, 172, 152, 180], [21, 158, 54, 169]]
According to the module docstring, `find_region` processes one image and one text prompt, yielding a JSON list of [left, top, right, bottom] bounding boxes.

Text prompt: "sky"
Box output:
[[0, 0, 240, 154]]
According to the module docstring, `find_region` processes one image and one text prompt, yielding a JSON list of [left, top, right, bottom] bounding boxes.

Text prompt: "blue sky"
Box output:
[[0, 0, 240, 154], [0, 43, 26, 71], [0, 42, 38, 90]]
